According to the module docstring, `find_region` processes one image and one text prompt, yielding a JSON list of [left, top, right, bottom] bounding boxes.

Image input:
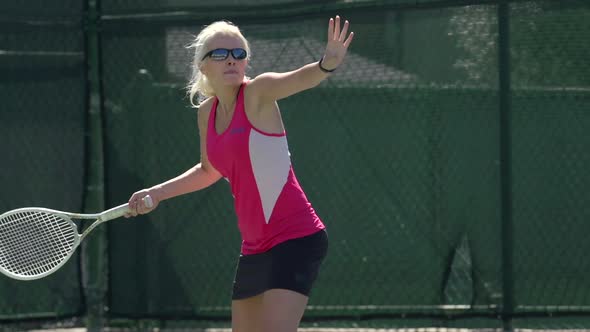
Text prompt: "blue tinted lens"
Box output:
[[209, 49, 230, 61], [231, 48, 247, 60], [204, 48, 247, 61]]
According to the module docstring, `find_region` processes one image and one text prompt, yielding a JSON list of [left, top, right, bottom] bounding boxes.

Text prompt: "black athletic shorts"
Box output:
[[232, 229, 328, 300]]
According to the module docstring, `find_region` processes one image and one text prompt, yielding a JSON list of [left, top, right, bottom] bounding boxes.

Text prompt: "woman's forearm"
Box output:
[[150, 163, 221, 201]]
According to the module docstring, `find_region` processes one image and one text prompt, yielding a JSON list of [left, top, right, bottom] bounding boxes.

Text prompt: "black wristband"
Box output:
[[318, 57, 337, 73]]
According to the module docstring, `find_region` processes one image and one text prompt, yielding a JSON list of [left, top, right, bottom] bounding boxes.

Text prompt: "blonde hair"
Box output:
[[186, 20, 251, 108]]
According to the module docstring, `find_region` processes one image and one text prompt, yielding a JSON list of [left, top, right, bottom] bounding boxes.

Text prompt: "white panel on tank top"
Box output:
[[249, 130, 291, 224]]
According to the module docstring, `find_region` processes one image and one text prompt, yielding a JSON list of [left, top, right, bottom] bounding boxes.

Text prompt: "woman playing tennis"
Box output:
[[126, 16, 354, 332]]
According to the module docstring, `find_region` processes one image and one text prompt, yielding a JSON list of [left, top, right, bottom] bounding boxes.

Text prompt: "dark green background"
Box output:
[[1, 0, 589, 328]]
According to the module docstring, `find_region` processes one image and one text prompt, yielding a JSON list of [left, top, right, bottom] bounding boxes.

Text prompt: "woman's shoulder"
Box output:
[[196, 96, 216, 127], [197, 96, 215, 115], [243, 76, 267, 99], [243, 78, 270, 109]]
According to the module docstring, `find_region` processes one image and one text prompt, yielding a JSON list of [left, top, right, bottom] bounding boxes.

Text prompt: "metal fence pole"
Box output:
[[498, 1, 514, 331], [83, 0, 107, 330]]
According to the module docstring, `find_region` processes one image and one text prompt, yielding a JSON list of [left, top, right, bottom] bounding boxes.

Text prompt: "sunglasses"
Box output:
[[202, 48, 248, 61]]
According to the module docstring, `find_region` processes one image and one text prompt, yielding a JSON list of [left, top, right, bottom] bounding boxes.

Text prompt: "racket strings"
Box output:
[[7, 213, 68, 271], [0, 213, 56, 274], [0, 211, 77, 277], [1, 212, 73, 274]]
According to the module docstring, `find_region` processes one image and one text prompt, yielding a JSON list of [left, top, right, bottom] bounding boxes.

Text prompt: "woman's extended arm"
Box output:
[[126, 98, 222, 215], [247, 15, 354, 102]]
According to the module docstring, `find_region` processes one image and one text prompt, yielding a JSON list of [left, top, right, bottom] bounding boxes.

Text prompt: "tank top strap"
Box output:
[[235, 82, 247, 117], [208, 97, 219, 133]]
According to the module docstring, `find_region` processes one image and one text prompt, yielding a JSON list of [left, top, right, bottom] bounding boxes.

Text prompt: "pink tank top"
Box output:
[[206, 83, 325, 255]]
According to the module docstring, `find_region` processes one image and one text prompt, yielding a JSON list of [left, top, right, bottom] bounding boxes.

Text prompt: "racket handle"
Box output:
[[100, 203, 131, 221], [99, 195, 153, 221]]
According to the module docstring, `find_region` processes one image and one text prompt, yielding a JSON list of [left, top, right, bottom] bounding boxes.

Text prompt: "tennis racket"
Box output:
[[0, 195, 153, 281]]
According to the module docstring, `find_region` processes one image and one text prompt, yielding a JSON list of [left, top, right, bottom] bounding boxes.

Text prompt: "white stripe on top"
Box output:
[[248, 130, 291, 224]]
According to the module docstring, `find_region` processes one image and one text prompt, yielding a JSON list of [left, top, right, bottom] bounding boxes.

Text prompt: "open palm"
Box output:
[[323, 16, 354, 70]]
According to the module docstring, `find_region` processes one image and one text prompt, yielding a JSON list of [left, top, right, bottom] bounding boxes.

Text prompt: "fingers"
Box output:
[[125, 192, 156, 218], [344, 31, 355, 48], [339, 19, 349, 42], [328, 15, 353, 48], [327, 17, 334, 41], [125, 194, 140, 218], [334, 16, 340, 40], [135, 196, 145, 215]]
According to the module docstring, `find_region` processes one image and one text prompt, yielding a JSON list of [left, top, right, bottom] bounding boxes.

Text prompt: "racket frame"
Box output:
[[0, 199, 147, 281]]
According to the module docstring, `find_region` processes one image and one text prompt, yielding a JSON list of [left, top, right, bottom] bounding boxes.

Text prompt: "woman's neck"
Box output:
[[215, 84, 241, 115]]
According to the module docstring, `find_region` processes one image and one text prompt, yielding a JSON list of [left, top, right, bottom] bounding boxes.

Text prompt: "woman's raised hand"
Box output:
[[322, 15, 354, 71]]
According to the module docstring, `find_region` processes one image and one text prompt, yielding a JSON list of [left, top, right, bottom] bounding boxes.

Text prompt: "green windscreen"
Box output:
[[1, 0, 589, 329]]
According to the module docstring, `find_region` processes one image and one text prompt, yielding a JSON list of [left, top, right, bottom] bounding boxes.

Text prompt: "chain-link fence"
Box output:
[[1, 0, 589, 330], [0, 0, 86, 322]]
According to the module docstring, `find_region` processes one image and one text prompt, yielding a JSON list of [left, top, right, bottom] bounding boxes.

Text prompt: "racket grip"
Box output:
[[100, 195, 153, 221], [100, 203, 131, 221]]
